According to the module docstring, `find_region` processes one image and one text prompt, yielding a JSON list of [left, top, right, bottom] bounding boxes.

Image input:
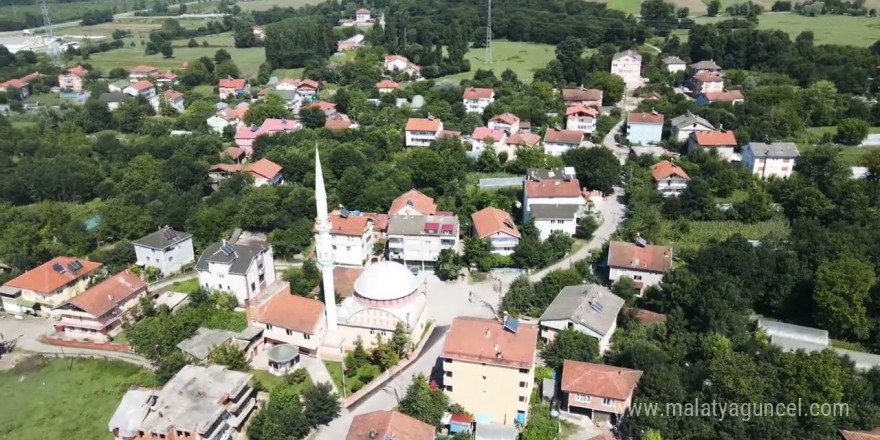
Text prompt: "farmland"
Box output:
[[0, 0, 141, 29], [439, 39, 556, 83], [655, 218, 791, 256]]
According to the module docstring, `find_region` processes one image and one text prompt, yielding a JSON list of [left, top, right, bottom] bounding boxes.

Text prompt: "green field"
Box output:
[[799, 144, 880, 166], [440, 40, 556, 83], [84, 43, 264, 77], [0, 0, 141, 27], [0, 357, 153, 440], [237, 0, 328, 11], [686, 13, 880, 46], [656, 218, 791, 255]]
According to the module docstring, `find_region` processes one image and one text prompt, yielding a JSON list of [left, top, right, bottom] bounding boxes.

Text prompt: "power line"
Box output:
[[485, 0, 492, 64]]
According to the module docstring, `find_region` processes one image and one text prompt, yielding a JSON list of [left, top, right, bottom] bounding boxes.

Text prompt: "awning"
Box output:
[[515, 412, 526, 424], [449, 422, 471, 434]]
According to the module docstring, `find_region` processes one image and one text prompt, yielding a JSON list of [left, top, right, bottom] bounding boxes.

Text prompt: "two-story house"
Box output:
[[688, 130, 738, 160], [565, 104, 599, 135], [209, 158, 284, 187], [155, 72, 178, 86], [562, 88, 603, 108], [389, 189, 437, 216], [742, 142, 799, 179], [386, 214, 459, 264], [463, 87, 495, 114], [122, 80, 156, 100], [161, 89, 185, 113], [543, 128, 584, 156], [607, 240, 673, 293], [356, 8, 372, 22], [58, 65, 88, 92], [560, 360, 643, 426], [405, 117, 444, 147], [376, 79, 400, 94], [469, 126, 507, 157], [488, 113, 521, 134], [472, 207, 520, 255], [669, 111, 714, 142], [53, 270, 147, 342], [441, 316, 538, 426], [697, 90, 744, 106], [610, 50, 642, 89], [346, 411, 436, 440], [650, 160, 690, 197], [218, 78, 250, 100], [522, 174, 585, 222], [531, 204, 579, 240], [626, 112, 664, 145], [689, 60, 722, 76], [133, 226, 194, 276], [0, 78, 29, 99], [249, 281, 326, 354], [1, 257, 102, 314], [195, 239, 277, 305], [662, 56, 686, 73], [384, 55, 421, 77], [539, 284, 625, 354], [324, 210, 375, 266], [690, 71, 724, 95], [275, 78, 320, 97], [129, 64, 158, 81], [207, 103, 250, 134]]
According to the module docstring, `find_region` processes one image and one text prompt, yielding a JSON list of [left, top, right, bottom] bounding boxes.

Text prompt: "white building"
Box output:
[[543, 128, 584, 156], [691, 71, 724, 95], [133, 226, 195, 276], [123, 80, 156, 100], [384, 55, 421, 77], [405, 117, 443, 147], [650, 160, 690, 197], [469, 127, 506, 157], [742, 142, 800, 179], [488, 113, 521, 134], [662, 56, 687, 73], [1, 257, 102, 314], [462, 87, 495, 114], [195, 239, 277, 305], [207, 103, 249, 135], [531, 204, 578, 240], [565, 104, 599, 134], [669, 112, 714, 142], [322, 211, 375, 266], [607, 240, 673, 293], [356, 8, 372, 23], [248, 281, 326, 354], [522, 173, 586, 222], [611, 50, 642, 89], [626, 112, 664, 146], [539, 284, 625, 354], [471, 207, 520, 255], [687, 130, 738, 161], [387, 214, 459, 265]]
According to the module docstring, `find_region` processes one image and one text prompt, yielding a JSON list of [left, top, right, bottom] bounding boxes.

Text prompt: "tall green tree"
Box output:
[[813, 256, 876, 339], [540, 328, 600, 369], [208, 342, 249, 371], [303, 382, 341, 426], [264, 17, 334, 69], [398, 374, 450, 427], [561, 147, 620, 193]]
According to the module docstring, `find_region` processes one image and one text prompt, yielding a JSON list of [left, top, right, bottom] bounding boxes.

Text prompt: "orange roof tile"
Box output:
[[627, 112, 664, 124], [365, 212, 389, 231], [325, 114, 353, 130], [251, 284, 325, 333], [3, 78, 27, 89], [245, 158, 282, 179], [441, 316, 538, 369], [650, 160, 690, 180], [405, 117, 442, 132], [566, 104, 599, 117], [222, 147, 246, 160], [692, 130, 737, 146], [561, 360, 643, 400], [4, 257, 102, 294], [841, 430, 880, 440], [326, 213, 372, 236], [506, 133, 541, 147], [490, 113, 520, 125], [472, 207, 520, 239], [308, 101, 336, 112], [694, 71, 723, 82], [376, 79, 400, 89], [128, 80, 154, 91], [163, 89, 183, 100], [389, 189, 437, 215], [130, 65, 157, 74], [65, 65, 89, 78], [562, 88, 603, 102], [219, 78, 248, 89], [332, 266, 363, 298], [544, 128, 584, 145], [702, 90, 744, 102], [346, 411, 435, 440], [463, 87, 494, 100], [607, 241, 673, 273], [524, 178, 582, 198], [64, 270, 146, 317]]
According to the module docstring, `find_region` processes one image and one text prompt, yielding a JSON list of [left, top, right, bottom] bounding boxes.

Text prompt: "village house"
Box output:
[[322, 210, 375, 266], [155, 72, 178, 86], [469, 126, 507, 157], [337, 33, 365, 51], [488, 113, 521, 134], [607, 240, 673, 293], [123, 80, 156, 100], [472, 207, 521, 255], [325, 113, 358, 130], [405, 117, 444, 147], [543, 128, 584, 156], [662, 56, 687, 73], [384, 55, 421, 77], [0, 257, 102, 314], [252, 26, 264, 41], [235, 125, 262, 151], [346, 411, 436, 440], [532, 204, 579, 240], [387, 214, 459, 265], [218, 78, 250, 100], [650, 160, 690, 197], [162, 89, 185, 113], [376, 79, 400, 94], [195, 238, 277, 305], [305, 100, 337, 117], [0, 78, 29, 99], [742, 142, 800, 179], [688, 130, 738, 160], [690, 71, 724, 95], [108, 365, 256, 440], [522, 172, 585, 222], [689, 59, 722, 76], [108, 79, 131, 93], [355, 8, 372, 22], [129, 64, 158, 81], [697, 90, 745, 106], [222, 147, 246, 164], [840, 430, 880, 440], [133, 226, 195, 276], [463, 87, 495, 113], [99, 92, 131, 111], [560, 360, 643, 426], [209, 158, 284, 187], [275, 78, 320, 97], [207, 103, 249, 134], [260, 118, 301, 135], [539, 284, 625, 353], [565, 104, 599, 135], [626, 112, 664, 145], [248, 282, 326, 354], [669, 111, 714, 142], [53, 270, 147, 342], [562, 88, 604, 107], [611, 50, 642, 89], [389, 189, 437, 216], [505, 132, 542, 152], [441, 316, 538, 426], [58, 65, 88, 92], [266, 89, 305, 112]]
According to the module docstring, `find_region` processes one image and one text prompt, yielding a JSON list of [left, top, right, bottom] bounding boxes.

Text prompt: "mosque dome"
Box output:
[[353, 261, 418, 301]]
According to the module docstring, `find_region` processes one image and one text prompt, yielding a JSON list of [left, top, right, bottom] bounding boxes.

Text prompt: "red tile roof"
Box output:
[[389, 189, 437, 215], [326, 213, 372, 236], [472, 127, 505, 142], [65, 65, 89, 78], [325, 114, 354, 130], [219, 78, 248, 89], [702, 90, 744, 102], [566, 104, 599, 117], [385, 55, 410, 64], [236, 126, 262, 139], [524, 178, 582, 198], [4, 257, 102, 294], [20, 72, 40, 82], [245, 158, 282, 179], [607, 241, 673, 273], [260, 118, 299, 133], [222, 146, 246, 160], [561, 360, 643, 400], [450, 413, 473, 424], [490, 113, 520, 125], [840, 430, 880, 440], [694, 71, 723, 82], [156, 72, 178, 80], [64, 270, 147, 317], [562, 88, 603, 103], [627, 112, 664, 124], [506, 132, 541, 147], [130, 65, 157, 74], [356, 8, 371, 14], [365, 212, 389, 231], [376, 79, 400, 89], [163, 89, 183, 100], [251, 285, 325, 332], [308, 101, 336, 112], [472, 207, 520, 239], [544, 128, 584, 145], [405, 117, 442, 132], [346, 411, 435, 440], [692, 130, 737, 146], [463, 87, 494, 100], [128, 80, 154, 91], [209, 163, 242, 173], [442, 316, 538, 369], [218, 104, 249, 120], [3, 78, 27, 89], [650, 160, 690, 181], [332, 266, 363, 298], [297, 79, 320, 89]]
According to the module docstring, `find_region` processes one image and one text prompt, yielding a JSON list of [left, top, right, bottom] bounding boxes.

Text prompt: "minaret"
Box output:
[[315, 146, 338, 332]]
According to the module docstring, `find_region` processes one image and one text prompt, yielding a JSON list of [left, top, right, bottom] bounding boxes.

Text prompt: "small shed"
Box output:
[[267, 344, 300, 376], [448, 413, 474, 435]]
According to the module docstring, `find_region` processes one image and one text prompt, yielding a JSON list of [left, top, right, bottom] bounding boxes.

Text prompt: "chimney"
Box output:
[[485, 328, 491, 338], [369, 429, 378, 438], [222, 238, 227, 246], [502, 311, 509, 324], [108, 294, 114, 302], [719, 123, 724, 132], [493, 343, 499, 352]]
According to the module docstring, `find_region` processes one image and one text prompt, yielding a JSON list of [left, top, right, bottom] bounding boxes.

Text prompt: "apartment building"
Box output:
[[108, 365, 256, 440], [405, 117, 444, 147], [742, 142, 800, 179], [610, 50, 642, 89], [522, 174, 585, 222], [565, 104, 599, 134], [387, 214, 459, 264], [53, 270, 148, 342], [441, 316, 539, 426], [322, 210, 375, 266], [1, 257, 102, 314], [133, 226, 195, 276], [195, 239, 277, 305], [471, 207, 521, 255]]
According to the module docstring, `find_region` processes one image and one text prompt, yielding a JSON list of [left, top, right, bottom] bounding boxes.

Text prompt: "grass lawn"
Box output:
[[237, 0, 327, 11], [167, 278, 200, 294], [192, 84, 215, 97], [0, 0, 141, 26], [691, 13, 880, 46], [272, 67, 305, 80], [26, 93, 62, 107], [323, 360, 348, 394], [83, 45, 264, 77], [9, 120, 38, 130], [0, 357, 154, 440], [111, 331, 129, 345], [439, 40, 556, 83], [466, 171, 519, 186], [799, 144, 880, 166], [603, 0, 645, 16], [656, 218, 791, 255], [252, 369, 313, 393]]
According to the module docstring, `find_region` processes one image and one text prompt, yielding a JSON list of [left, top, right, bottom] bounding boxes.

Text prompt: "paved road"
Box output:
[[602, 118, 629, 164]]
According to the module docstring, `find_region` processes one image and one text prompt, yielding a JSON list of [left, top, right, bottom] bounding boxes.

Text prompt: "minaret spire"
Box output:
[[315, 145, 338, 333]]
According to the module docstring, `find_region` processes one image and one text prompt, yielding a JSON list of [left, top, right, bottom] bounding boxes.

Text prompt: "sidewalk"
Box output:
[[302, 355, 338, 393]]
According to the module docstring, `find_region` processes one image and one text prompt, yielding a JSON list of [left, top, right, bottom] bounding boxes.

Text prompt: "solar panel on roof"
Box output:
[[636, 237, 648, 247], [162, 228, 177, 240], [406, 200, 414, 207], [340, 209, 350, 218], [504, 317, 520, 333], [52, 263, 66, 274], [68, 260, 83, 271], [220, 244, 236, 255], [591, 301, 604, 312]]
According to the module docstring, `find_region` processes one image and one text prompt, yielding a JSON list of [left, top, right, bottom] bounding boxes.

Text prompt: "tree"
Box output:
[[613, 276, 639, 302], [214, 48, 232, 64], [555, 37, 586, 85], [562, 148, 620, 193], [244, 94, 292, 126], [540, 328, 599, 369], [248, 384, 311, 440], [208, 342, 249, 371], [707, 0, 722, 16], [187, 38, 198, 48], [160, 42, 173, 58], [575, 216, 598, 239], [835, 118, 869, 146], [435, 248, 462, 280], [299, 106, 327, 129], [214, 60, 241, 82], [390, 321, 412, 357], [264, 17, 334, 69], [511, 237, 548, 269], [463, 237, 493, 271], [585, 72, 626, 105], [813, 256, 876, 339], [303, 382, 341, 426], [398, 374, 450, 427]]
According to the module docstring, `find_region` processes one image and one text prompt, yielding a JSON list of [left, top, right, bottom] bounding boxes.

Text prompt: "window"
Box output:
[[167, 255, 172, 262], [575, 394, 591, 403], [519, 396, 526, 402], [519, 381, 527, 388], [266, 324, 273, 330], [633, 275, 642, 281], [445, 371, 452, 377], [444, 358, 452, 363], [370, 329, 375, 334], [446, 386, 453, 392], [251, 282, 256, 292], [304, 334, 311, 340], [602, 398, 614, 407], [482, 375, 487, 380], [286, 329, 293, 336], [519, 368, 529, 374]]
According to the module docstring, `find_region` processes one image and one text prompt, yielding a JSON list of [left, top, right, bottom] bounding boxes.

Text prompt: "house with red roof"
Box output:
[[389, 189, 437, 216], [260, 118, 301, 135], [218, 78, 250, 100], [687, 130, 738, 160], [471, 207, 520, 255], [562, 88, 604, 107], [0, 257, 102, 313], [162, 89, 185, 113], [53, 270, 148, 342], [607, 240, 673, 292], [355, 8, 372, 23], [697, 90, 745, 106], [248, 281, 326, 354], [650, 160, 690, 197], [488, 112, 521, 134], [561, 360, 643, 425], [155, 72, 179, 86], [346, 411, 435, 440], [58, 65, 88, 92], [523, 172, 586, 223], [123, 80, 156, 100], [275, 78, 319, 97], [469, 126, 507, 157], [462, 87, 494, 114], [207, 102, 250, 134], [376, 79, 400, 94], [566, 104, 600, 134], [384, 55, 421, 77], [234, 125, 262, 151], [324, 113, 357, 130], [626, 112, 664, 145], [208, 158, 284, 187], [690, 71, 724, 95], [405, 117, 443, 147], [0, 78, 30, 99], [543, 128, 584, 156], [320, 210, 375, 266], [305, 100, 337, 117], [129, 64, 158, 80]]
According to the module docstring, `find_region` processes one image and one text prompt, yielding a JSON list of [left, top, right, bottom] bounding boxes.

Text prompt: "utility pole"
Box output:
[[36, 0, 59, 65], [485, 0, 492, 64]]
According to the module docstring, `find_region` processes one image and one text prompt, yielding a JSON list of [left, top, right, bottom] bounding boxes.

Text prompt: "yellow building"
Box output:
[[440, 316, 538, 426]]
